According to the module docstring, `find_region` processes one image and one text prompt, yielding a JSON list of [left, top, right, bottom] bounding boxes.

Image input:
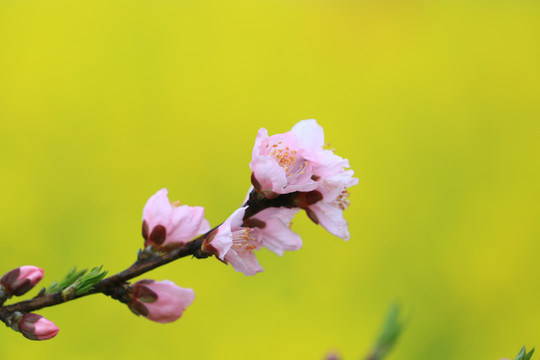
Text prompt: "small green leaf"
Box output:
[[74, 266, 108, 295], [46, 266, 107, 296], [366, 303, 407, 360], [46, 267, 88, 294], [514, 346, 535, 360]]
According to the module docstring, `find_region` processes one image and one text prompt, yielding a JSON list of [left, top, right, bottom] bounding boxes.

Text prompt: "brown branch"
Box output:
[[0, 189, 304, 325], [0, 235, 209, 322]]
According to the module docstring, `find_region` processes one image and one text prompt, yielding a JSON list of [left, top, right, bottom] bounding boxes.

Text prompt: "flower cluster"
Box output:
[[140, 119, 356, 279], [140, 120, 356, 278], [249, 119, 358, 240], [204, 119, 358, 274], [0, 119, 357, 340]]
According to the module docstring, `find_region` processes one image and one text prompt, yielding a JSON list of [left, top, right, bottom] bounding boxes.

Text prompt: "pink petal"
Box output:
[[311, 203, 350, 240], [276, 176, 319, 194], [144, 281, 195, 323], [18, 314, 59, 341], [34, 317, 60, 340], [197, 218, 211, 235], [258, 218, 302, 255], [251, 155, 288, 193], [142, 189, 211, 247], [225, 248, 263, 276], [318, 170, 358, 202], [1, 266, 44, 296], [142, 188, 172, 226], [250, 208, 302, 255], [309, 148, 350, 179], [166, 205, 208, 245], [251, 128, 269, 161], [290, 119, 325, 150], [211, 207, 246, 259], [251, 207, 290, 221]]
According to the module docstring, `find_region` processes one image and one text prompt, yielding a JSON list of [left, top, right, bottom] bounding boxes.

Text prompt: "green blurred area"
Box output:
[[0, 1, 539, 359]]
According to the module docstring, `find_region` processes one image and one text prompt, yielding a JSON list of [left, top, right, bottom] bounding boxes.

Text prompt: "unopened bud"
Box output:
[[128, 280, 195, 323], [17, 313, 59, 340], [0, 266, 44, 296]]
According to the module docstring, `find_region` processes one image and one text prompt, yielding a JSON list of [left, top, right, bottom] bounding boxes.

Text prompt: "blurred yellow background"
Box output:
[[0, 0, 539, 359]]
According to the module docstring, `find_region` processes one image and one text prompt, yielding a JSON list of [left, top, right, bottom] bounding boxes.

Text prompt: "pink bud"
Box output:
[[0, 266, 44, 296], [18, 313, 59, 340], [128, 280, 195, 323]]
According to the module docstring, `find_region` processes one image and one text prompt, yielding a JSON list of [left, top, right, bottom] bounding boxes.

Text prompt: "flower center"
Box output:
[[232, 228, 261, 253], [267, 141, 308, 179], [332, 190, 351, 210]]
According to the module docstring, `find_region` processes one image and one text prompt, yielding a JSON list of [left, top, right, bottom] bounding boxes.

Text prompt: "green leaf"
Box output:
[[46, 267, 88, 294], [74, 266, 108, 295], [366, 303, 407, 360], [514, 346, 535, 360], [46, 266, 108, 296]]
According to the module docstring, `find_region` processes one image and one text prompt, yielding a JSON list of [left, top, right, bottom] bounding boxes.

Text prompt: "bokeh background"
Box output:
[[0, 1, 539, 359]]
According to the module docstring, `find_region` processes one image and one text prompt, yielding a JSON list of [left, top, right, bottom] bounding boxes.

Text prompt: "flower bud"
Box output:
[[17, 313, 59, 340], [128, 280, 195, 323], [0, 266, 44, 296]]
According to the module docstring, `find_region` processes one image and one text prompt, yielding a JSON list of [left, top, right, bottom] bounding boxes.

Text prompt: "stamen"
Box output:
[[232, 228, 261, 252], [268, 142, 304, 178], [332, 190, 351, 210]]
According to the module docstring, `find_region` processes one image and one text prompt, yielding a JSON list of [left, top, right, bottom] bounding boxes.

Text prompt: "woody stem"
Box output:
[[0, 189, 304, 326]]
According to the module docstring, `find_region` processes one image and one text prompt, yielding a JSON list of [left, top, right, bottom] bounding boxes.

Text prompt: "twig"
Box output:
[[0, 189, 295, 325]]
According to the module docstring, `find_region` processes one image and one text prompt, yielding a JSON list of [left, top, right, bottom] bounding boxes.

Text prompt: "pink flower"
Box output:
[[250, 120, 320, 197], [305, 170, 358, 240], [245, 207, 302, 256], [0, 266, 44, 296], [128, 280, 195, 324], [208, 206, 302, 276], [249, 119, 358, 239], [208, 208, 263, 276], [142, 188, 210, 249], [17, 313, 59, 340], [249, 119, 351, 197]]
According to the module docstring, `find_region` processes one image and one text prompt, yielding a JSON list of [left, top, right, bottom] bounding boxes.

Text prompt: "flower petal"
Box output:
[[225, 248, 263, 276], [291, 119, 325, 150], [210, 207, 246, 259], [167, 205, 208, 245], [142, 188, 172, 227], [251, 155, 288, 193], [251, 128, 269, 161], [310, 148, 350, 179], [141, 280, 195, 324], [258, 219, 302, 255], [249, 208, 302, 255], [311, 202, 351, 240]]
